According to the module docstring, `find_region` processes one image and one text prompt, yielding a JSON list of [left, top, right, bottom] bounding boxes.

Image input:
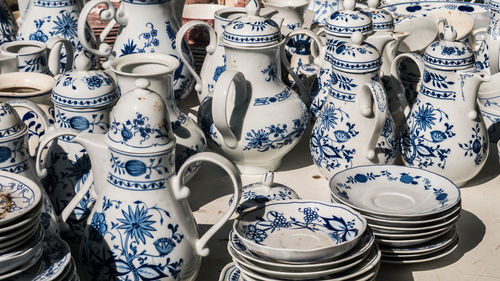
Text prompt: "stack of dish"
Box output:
[[220, 200, 381, 281], [330, 165, 461, 264], [0, 172, 76, 280]]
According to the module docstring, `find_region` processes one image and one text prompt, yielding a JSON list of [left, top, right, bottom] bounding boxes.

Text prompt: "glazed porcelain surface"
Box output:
[[0, 171, 41, 225], [0, 0, 18, 45], [78, 0, 195, 100], [233, 200, 367, 262], [204, 0, 309, 174], [392, 26, 490, 187]]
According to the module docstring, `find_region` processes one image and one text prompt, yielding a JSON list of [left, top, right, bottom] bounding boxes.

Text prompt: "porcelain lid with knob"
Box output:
[[423, 25, 474, 70], [106, 79, 174, 153], [363, 0, 394, 32], [325, 0, 373, 37], [222, 0, 283, 48], [328, 32, 382, 73], [0, 103, 27, 139], [52, 55, 119, 109]]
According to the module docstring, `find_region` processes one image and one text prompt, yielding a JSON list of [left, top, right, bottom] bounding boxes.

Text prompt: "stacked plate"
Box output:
[[220, 200, 381, 281], [0, 172, 76, 280], [330, 165, 461, 264]]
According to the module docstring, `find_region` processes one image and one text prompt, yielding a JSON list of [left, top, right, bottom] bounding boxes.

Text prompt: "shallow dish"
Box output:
[[330, 165, 460, 218], [381, 234, 459, 264], [0, 207, 41, 234], [375, 228, 448, 247], [0, 224, 38, 252], [234, 200, 367, 262], [0, 227, 44, 275], [369, 213, 459, 233], [0, 217, 39, 242], [362, 203, 461, 226], [380, 227, 457, 255], [229, 228, 374, 270], [0, 172, 42, 226], [373, 225, 452, 239], [219, 262, 243, 281]]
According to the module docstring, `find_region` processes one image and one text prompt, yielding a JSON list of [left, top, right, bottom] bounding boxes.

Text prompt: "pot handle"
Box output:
[[78, 0, 125, 58], [171, 152, 242, 257], [57, 173, 94, 231], [358, 81, 388, 161], [7, 99, 50, 156], [46, 37, 74, 75], [390, 52, 425, 117], [212, 70, 247, 149], [175, 20, 217, 95]]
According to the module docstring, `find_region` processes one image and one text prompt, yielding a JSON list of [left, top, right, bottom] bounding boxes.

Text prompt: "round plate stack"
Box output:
[[220, 200, 381, 281], [0, 172, 76, 280], [330, 165, 461, 264]]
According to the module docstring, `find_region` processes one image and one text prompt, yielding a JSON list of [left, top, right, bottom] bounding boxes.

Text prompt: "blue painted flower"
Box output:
[[354, 173, 368, 183], [117, 205, 156, 244], [153, 237, 176, 256], [319, 104, 339, 130], [302, 207, 319, 223], [121, 39, 137, 56], [322, 215, 358, 243], [414, 104, 436, 131], [245, 129, 269, 149], [29, 30, 48, 42], [242, 224, 267, 243], [90, 212, 108, 236], [52, 11, 78, 39], [86, 75, 104, 89]]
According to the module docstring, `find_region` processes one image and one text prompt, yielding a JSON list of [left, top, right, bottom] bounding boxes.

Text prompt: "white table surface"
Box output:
[[177, 91, 500, 281]]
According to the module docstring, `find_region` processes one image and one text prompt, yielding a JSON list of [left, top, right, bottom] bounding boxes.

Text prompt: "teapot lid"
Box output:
[[490, 0, 500, 11], [363, 0, 394, 32], [0, 103, 26, 139], [325, 0, 373, 37], [423, 25, 474, 70], [52, 55, 119, 109], [222, 0, 283, 47], [106, 79, 174, 153], [328, 32, 382, 73]]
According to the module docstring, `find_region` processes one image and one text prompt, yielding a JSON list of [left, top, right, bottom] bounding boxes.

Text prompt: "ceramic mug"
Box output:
[[0, 72, 56, 156], [0, 39, 74, 75]]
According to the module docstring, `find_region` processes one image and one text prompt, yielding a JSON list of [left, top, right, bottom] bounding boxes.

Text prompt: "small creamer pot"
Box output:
[[391, 25, 490, 187], [35, 78, 242, 281]]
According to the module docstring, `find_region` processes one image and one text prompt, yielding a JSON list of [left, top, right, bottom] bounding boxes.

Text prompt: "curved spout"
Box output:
[[366, 31, 394, 54], [72, 132, 108, 196], [459, 70, 491, 120]]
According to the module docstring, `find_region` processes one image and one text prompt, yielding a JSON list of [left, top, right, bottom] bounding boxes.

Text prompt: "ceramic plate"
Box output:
[[229, 244, 368, 279], [238, 244, 381, 281], [0, 247, 42, 280], [330, 165, 460, 218], [0, 173, 42, 226], [229, 228, 375, 270], [362, 203, 461, 225], [11, 232, 72, 281], [373, 225, 453, 239], [0, 204, 41, 234], [219, 262, 243, 281], [0, 216, 39, 242], [375, 227, 449, 247], [0, 225, 43, 256], [369, 213, 460, 233], [381, 234, 459, 264], [380, 227, 457, 255], [0, 224, 38, 252], [234, 200, 367, 263], [0, 228, 44, 275]]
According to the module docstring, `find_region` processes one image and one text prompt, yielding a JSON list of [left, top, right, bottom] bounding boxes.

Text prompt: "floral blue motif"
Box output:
[[57, 110, 108, 133], [261, 63, 277, 82], [458, 124, 487, 165], [110, 112, 169, 145], [51, 10, 78, 39], [0, 0, 17, 44], [119, 22, 160, 56]]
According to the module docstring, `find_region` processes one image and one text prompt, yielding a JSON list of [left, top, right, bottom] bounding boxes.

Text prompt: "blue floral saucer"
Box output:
[[219, 262, 243, 281]]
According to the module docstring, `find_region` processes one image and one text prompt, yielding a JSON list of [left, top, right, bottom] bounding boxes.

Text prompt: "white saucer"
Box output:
[[369, 213, 460, 233], [363, 203, 461, 225], [0, 205, 41, 234], [376, 228, 450, 248], [380, 227, 457, 255], [219, 262, 243, 281], [0, 173, 42, 226], [373, 225, 452, 239]]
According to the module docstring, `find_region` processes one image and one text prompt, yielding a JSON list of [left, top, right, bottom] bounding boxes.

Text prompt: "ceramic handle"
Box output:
[[390, 52, 425, 117], [212, 70, 247, 149], [78, 0, 123, 58], [58, 173, 94, 229], [171, 152, 242, 257], [461, 70, 490, 121], [359, 81, 388, 161], [45, 37, 74, 75], [175, 20, 217, 95]]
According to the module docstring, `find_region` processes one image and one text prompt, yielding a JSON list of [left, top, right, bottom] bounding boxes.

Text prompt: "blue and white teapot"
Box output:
[[391, 25, 490, 187], [36, 78, 242, 281], [310, 32, 398, 179]]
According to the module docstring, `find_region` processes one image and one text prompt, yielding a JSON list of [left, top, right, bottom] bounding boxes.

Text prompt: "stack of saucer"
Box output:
[[0, 172, 76, 280], [330, 165, 461, 264], [220, 200, 381, 281]]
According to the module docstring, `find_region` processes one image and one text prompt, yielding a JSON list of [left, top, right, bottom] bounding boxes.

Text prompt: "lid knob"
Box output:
[[246, 0, 260, 17], [368, 0, 379, 9], [74, 53, 91, 71], [443, 25, 457, 42], [262, 171, 274, 187], [135, 78, 151, 89], [351, 31, 364, 46], [343, 0, 356, 11]]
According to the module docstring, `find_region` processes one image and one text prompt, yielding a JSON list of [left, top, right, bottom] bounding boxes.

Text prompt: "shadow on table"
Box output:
[[376, 209, 485, 281], [196, 221, 234, 281]]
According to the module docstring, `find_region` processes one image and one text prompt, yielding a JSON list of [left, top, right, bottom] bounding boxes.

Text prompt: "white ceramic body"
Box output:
[[0, 0, 17, 45], [0, 72, 56, 156], [311, 67, 397, 179], [263, 0, 308, 32], [306, 0, 339, 26], [208, 43, 309, 174], [16, 0, 93, 69], [109, 53, 207, 181], [392, 54, 489, 187], [78, 0, 194, 100], [478, 72, 500, 142]]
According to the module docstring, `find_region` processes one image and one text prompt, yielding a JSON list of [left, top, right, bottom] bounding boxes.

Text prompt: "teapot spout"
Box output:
[[459, 70, 491, 120], [366, 31, 394, 54], [72, 132, 108, 196]]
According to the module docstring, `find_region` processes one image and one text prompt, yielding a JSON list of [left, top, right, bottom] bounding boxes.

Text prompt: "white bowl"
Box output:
[[233, 200, 367, 262], [330, 165, 460, 218]]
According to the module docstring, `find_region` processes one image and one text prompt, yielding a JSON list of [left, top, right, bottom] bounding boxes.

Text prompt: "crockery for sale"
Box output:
[[362, 202, 461, 225], [263, 0, 308, 34], [379, 226, 457, 255], [0, 228, 44, 275], [234, 200, 367, 262], [369, 214, 459, 233], [0, 0, 17, 46], [219, 262, 243, 281]]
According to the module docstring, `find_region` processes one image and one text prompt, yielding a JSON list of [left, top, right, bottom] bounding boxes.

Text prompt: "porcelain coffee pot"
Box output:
[[78, 0, 194, 100], [204, 0, 309, 174], [36, 79, 242, 281], [310, 32, 398, 179], [0, 0, 18, 45], [391, 26, 489, 187], [262, 0, 309, 34], [475, 0, 500, 75]]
